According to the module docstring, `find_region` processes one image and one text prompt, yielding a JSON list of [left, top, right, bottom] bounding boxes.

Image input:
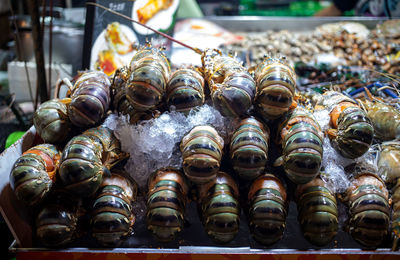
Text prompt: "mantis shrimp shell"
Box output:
[[33, 98, 72, 144], [166, 68, 205, 113], [255, 56, 296, 120], [202, 49, 256, 117], [377, 141, 400, 249], [316, 91, 374, 159], [181, 125, 224, 184], [296, 176, 338, 246], [345, 172, 390, 247], [59, 126, 126, 197], [198, 171, 240, 243], [92, 172, 137, 246], [393, 175, 400, 250], [275, 106, 324, 184], [10, 144, 60, 206], [126, 46, 171, 111], [248, 174, 287, 245], [146, 168, 188, 242], [230, 117, 269, 180], [112, 68, 159, 124], [359, 99, 400, 141], [36, 193, 80, 247], [68, 71, 111, 128]]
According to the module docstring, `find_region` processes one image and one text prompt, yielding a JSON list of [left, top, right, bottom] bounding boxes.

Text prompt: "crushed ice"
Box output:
[[320, 137, 353, 194], [311, 97, 383, 193], [102, 113, 119, 131], [312, 107, 353, 193], [112, 104, 237, 188], [319, 136, 379, 194], [313, 108, 331, 132]]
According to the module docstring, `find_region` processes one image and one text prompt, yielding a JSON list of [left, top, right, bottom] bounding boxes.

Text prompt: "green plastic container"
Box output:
[[5, 131, 25, 149], [239, 0, 354, 16]]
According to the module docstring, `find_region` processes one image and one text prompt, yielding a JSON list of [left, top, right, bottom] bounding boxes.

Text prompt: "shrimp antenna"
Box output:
[[364, 68, 400, 84], [378, 85, 400, 97], [86, 2, 203, 55]]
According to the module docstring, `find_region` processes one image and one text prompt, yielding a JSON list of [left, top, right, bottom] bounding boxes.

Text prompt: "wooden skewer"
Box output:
[[86, 2, 203, 55]]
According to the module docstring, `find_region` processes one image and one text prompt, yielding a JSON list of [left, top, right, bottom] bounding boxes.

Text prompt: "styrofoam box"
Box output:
[[7, 61, 72, 102]]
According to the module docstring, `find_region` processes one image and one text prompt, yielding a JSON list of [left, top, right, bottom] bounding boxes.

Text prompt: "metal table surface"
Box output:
[[203, 16, 387, 31]]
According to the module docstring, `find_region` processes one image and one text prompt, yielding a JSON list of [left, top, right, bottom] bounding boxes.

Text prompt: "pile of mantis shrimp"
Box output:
[[7, 4, 400, 250]]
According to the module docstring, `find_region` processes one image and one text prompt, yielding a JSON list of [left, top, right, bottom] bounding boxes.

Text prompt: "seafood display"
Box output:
[[92, 172, 137, 246], [222, 21, 399, 73], [4, 15, 400, 251], [248, 174, 287, 245], [296, 176, 338, 246], [146, 168, 188, 242], [180, 125, 224, 184], [9, 144, 60, 206], [230, 117, 269, 180], [197, 171, 240, 243], [274, 106, 324, 184], [325, 30, 399, 74], [201, 48, 256, 117], [224, 30, 332, 67]]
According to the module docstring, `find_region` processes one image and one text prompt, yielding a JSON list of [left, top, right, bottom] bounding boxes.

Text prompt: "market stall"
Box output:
[[1, 1, 400, 259]]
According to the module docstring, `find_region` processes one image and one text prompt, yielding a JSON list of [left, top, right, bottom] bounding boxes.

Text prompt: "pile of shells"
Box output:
[[225, 30, 332, 67], [222, 21, 400, 74], [325, 31, 399, 73]]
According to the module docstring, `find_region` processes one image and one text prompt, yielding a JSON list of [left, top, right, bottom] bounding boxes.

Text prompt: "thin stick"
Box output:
[[34, 0, 49, 110], [86, 2, 203, 55], [48, 0, 53, 98], [32, 0, 49, 109]]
